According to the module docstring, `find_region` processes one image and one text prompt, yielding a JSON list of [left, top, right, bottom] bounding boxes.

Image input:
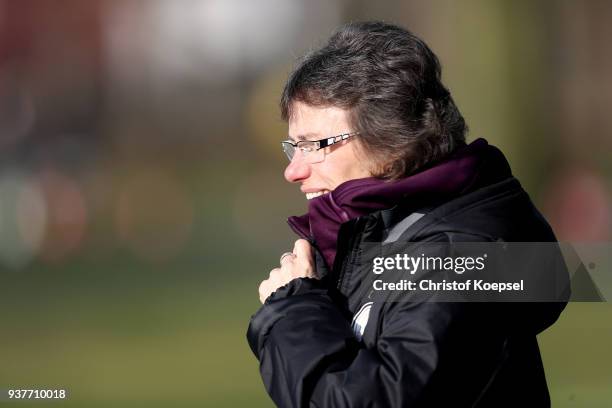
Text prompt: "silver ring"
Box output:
[[280, 252, 295, 263]]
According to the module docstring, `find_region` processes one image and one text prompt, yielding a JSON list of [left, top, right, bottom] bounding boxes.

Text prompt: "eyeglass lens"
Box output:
[[282, 141, 325, 164]]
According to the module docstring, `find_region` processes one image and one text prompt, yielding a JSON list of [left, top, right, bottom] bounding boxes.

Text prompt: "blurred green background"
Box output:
[[0, 1, 611, 406]]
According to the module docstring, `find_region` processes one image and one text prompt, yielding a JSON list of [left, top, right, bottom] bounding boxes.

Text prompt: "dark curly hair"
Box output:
[[280, 21, 467, 179]]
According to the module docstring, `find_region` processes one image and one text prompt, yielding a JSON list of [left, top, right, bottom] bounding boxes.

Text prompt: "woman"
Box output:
[[248, 21, 566, 407]]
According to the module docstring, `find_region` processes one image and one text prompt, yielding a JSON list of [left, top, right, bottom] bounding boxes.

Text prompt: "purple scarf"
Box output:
[[287, 138, 512, 269]]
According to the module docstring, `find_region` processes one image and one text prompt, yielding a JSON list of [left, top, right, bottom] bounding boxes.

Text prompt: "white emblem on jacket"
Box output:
[[351, 302, 373, 341]]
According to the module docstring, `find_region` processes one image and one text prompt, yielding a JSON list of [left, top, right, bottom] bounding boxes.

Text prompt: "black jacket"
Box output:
[[247, 177, 567, 407]]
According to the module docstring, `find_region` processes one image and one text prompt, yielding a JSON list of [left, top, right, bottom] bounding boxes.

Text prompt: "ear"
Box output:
[[371, 156, 401, 179]]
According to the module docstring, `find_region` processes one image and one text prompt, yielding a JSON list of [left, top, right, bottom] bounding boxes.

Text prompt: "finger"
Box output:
[[258, 280, 270, 304], [279, 252, 296, 266], [292, 239, 317, 278], [269, 267, 281, 279], [293, 239, 313, 260], [269, 268, 289, 289]]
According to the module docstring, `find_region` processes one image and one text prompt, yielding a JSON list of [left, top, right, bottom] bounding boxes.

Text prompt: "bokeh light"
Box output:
[[0, 171, 46, 269], [544, 167, 611, 241], [37, 169, 88, 263], [16, 178, 47, 260]]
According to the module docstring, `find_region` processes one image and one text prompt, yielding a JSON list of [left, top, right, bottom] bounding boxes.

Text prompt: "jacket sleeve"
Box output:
[[246, 274, 511, 408]]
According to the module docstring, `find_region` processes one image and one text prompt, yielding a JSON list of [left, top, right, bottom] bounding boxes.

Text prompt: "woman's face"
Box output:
[[284, 102, 374, 200]]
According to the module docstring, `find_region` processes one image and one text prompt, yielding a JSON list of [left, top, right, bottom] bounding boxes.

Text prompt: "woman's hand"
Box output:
[[259, 239, 317, 304]]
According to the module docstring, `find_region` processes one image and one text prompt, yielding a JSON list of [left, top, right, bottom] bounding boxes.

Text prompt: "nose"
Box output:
[[284, 153, 311, 183]]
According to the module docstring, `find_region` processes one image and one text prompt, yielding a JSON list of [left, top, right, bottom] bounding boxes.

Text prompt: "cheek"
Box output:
[[313, 163, 334, 184], [307, 163, 336, 189], [315, 146, 372, 189], [327, 163, 359, 187]]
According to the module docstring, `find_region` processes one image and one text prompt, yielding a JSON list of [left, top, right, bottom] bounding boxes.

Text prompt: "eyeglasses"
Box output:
[[281, 132, 359, 164]]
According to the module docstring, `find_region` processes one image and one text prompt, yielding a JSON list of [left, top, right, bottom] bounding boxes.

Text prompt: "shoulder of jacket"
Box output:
[[382, 177, 532, 243]]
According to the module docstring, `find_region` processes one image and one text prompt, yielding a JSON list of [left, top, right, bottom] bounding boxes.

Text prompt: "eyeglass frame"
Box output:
[[280, 131, 359, 162]]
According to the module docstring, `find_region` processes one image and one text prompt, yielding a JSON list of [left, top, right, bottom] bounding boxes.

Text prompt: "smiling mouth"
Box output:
[[305, 190, 330, 200]]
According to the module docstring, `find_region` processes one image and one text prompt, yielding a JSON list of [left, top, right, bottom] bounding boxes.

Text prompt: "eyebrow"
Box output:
[[288, 132, 320, 142]]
